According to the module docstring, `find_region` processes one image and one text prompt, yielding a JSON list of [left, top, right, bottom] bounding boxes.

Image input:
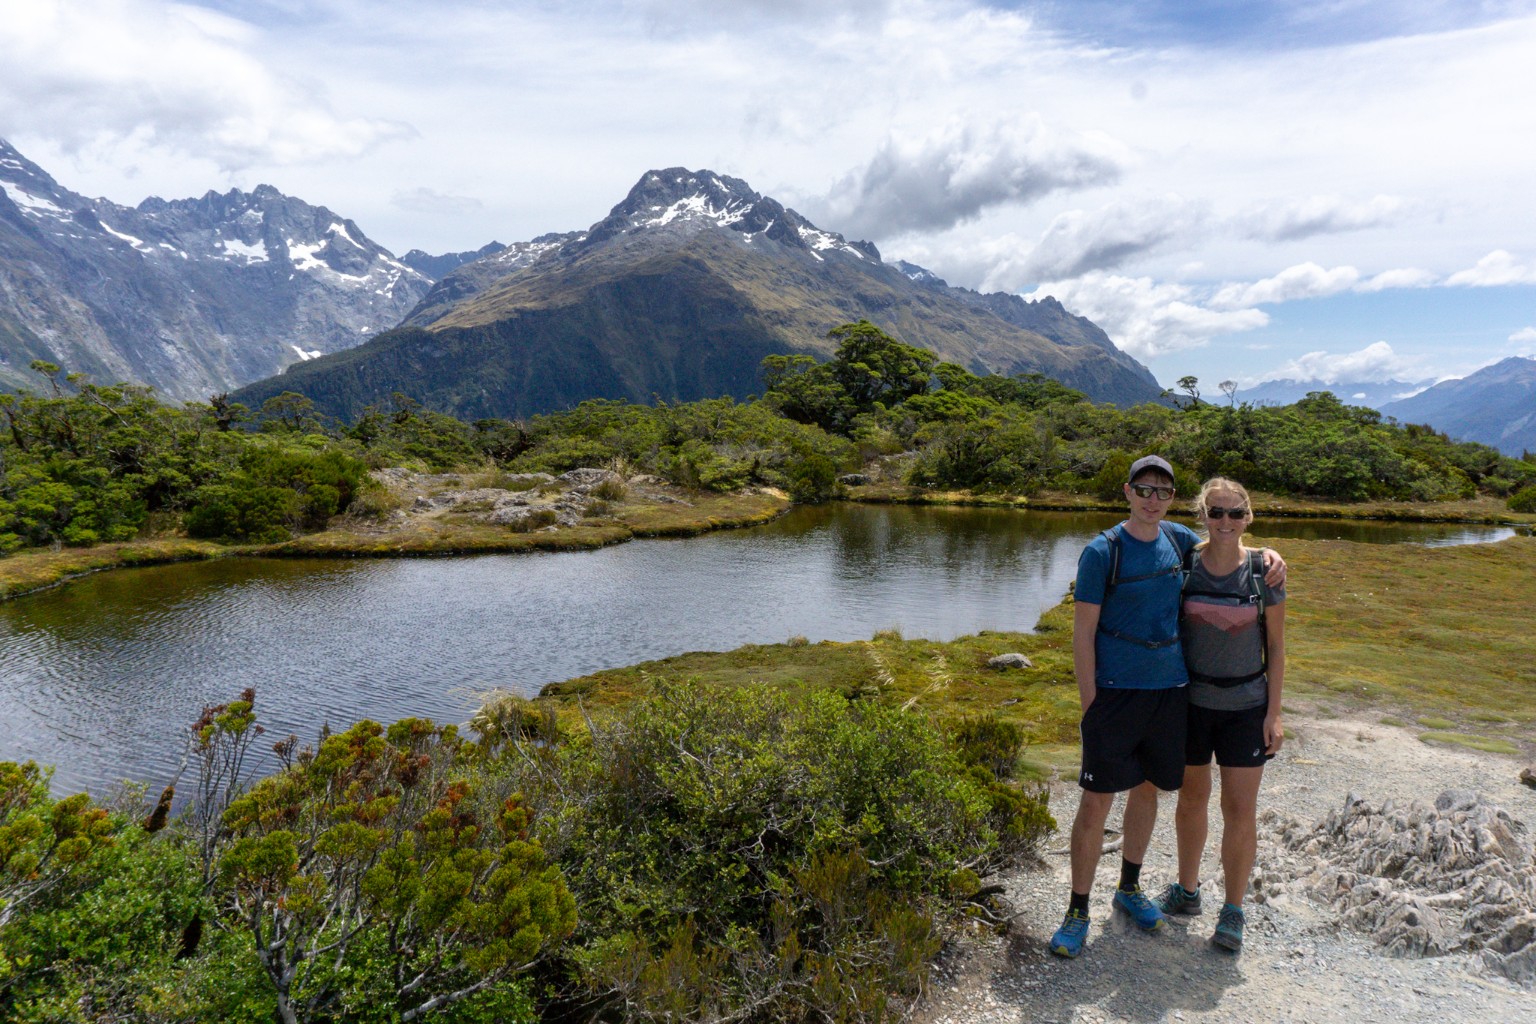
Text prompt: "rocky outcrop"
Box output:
[[1255, 789, 1536, 985]]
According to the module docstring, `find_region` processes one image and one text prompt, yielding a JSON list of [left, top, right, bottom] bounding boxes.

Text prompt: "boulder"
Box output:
[[987, 653, 1033, 670]]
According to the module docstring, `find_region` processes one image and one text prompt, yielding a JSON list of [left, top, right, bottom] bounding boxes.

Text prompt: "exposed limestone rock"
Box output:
[[1254, 790, 1535, 984], [838, 473, 872, 486], [987, 653, 1033, 670]]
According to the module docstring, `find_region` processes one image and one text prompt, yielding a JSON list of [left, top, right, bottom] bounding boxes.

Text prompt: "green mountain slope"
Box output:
[[233, 169, 1164, 419]]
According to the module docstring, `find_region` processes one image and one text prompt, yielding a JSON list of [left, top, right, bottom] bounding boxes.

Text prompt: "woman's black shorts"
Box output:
[[1185, 702, 1274, 768]]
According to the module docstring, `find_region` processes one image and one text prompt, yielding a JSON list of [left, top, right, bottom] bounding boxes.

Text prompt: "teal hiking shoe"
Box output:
[[1113, 885, 1165, 931], [1155, 882, 1203, 916], [1048, 909, 1090, 958], [1212, 903, 1245, 952]]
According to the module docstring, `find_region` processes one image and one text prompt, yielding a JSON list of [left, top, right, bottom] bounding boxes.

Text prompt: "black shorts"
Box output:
[[1186, 702, 1274, 768], [1078, 687, 1187, 793]]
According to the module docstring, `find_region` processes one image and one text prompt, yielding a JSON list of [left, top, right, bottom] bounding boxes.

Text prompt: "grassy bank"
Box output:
[[540, 534, 1536, 772], [0, 489, 788, 599], [0, 538, 230, 600], [844, 483, 1536, 526]]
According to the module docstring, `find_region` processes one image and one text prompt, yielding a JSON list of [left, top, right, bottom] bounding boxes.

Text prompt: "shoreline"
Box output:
[[3, 481, 1532, 603]]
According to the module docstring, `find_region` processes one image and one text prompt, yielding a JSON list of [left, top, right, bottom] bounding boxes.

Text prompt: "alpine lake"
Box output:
[[0, 503, 1524, 795]]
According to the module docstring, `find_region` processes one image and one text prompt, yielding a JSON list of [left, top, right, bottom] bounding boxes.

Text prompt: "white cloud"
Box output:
[[1267, 340, 1416, 384], [1446, 250, 1536, 286], [1356, 267, 1437, 291], [813, 115, 1129, 239], [1511, 327, 1536, 343], [1209, 262, 1359, 309], [1512, 326, 1536, 356], [0, 0, 409, 169], [1025, 272, 1269, 359], [1235, 194, 1406, 242], [391, 187, 484, 216], [1011, 194, 1208, 282]]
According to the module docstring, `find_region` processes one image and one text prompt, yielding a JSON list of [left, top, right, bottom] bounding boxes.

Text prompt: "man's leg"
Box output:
[[1069, 789, 1116, 894], [1111, 780, 1167, 930], [1121, 780, 1160, 865], [1051, 789, 1116, 957]]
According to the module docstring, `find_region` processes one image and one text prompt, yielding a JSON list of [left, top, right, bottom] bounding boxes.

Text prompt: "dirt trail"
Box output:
[[917, 713, 1536, 1024]]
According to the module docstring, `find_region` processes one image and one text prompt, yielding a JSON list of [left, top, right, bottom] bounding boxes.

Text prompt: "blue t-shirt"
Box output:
[[1074, 521, 1200, 689]]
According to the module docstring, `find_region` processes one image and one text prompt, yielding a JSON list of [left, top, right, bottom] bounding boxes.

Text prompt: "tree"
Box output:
[[1219, 380, 1238, 408]]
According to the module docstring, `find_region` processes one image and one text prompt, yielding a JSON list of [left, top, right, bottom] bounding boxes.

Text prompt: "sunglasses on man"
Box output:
[[1129, 483, 1175, 500]]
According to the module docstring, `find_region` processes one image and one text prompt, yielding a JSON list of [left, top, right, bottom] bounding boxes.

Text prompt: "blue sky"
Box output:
[[2, 0, 1534, 391]]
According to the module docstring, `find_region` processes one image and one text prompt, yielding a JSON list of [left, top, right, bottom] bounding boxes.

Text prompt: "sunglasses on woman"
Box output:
[[1204, 506, 1248, 519], [1129, 483, 1175, 500]]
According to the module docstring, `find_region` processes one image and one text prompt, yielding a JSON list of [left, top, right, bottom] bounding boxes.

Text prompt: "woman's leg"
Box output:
[[1174, 763, 1212, 892], [1217, 765, 1265, 904]]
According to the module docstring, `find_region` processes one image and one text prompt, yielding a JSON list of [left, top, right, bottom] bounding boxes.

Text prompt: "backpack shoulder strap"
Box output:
[[1101, 526, 1123, 594], [1249, 548, 1268, 668]]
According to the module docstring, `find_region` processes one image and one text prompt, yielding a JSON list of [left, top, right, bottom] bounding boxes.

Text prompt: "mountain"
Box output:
[[1234, 378, 1434, 410], [399, 242, 507, 280], [0, 138, 434, 401], [1380, 357, 1536, 455], [231, 168, 1164, 420]]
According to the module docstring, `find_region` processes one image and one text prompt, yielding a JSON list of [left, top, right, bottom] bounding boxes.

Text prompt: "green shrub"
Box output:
[[532, 683, 1050, 1023], [1509, 485, 1536, 513], [184, 484, 296, 542]]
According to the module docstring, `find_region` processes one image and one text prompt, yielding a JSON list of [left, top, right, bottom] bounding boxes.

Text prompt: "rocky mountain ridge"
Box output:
[[234, 168, 1165, 420], [0, 138, 432, 400]]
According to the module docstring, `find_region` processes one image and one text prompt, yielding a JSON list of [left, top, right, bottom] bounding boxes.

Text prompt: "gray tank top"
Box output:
[[1180, 552, 1284, 711]]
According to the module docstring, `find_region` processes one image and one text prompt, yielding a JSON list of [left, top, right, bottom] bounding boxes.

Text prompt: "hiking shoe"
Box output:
[[1212, 903, 1245, 952], [1155, 882, 1203, 916], [1048, 909, 1090, 958], [1113, 885, 1165, 931]]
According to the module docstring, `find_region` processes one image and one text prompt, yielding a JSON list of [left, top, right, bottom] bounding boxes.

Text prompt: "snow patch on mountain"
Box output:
[[0, 181, 67, 218]]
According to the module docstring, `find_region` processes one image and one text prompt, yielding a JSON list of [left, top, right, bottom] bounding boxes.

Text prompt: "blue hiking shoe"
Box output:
[[1154, 882, 1203, 916], [1212, 903, 1245, 952], [1113, 885, 1165, 931], [1048, 909, 1090, 958]]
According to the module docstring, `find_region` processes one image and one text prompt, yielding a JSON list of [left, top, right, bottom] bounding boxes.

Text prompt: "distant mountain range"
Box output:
[[0, 138, 432, 401], [1234, 378, 1433, 410], [1380, 357, 1536, 456], [231, 168, 1165, 420]]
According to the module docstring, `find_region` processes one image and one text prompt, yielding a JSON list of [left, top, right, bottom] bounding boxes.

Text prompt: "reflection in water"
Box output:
[[0, 505, 1518, 795]]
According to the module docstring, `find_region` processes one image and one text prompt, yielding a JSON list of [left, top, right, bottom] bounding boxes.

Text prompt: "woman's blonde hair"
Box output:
[[1194, 477, 1253, 520]]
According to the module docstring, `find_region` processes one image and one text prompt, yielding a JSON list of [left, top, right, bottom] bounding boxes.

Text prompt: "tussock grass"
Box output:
[[1418, 732, 1520, 755]]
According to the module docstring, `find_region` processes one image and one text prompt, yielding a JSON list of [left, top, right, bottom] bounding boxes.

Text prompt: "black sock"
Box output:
[[1118, 858, 1141, 892], [1069, 891, 1090, 917]]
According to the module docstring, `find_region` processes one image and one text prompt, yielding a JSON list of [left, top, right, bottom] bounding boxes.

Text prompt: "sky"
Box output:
[[2, 0, 1535, 393]]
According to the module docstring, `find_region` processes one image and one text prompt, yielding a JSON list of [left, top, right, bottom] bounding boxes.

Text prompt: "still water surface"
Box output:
[[0, 504, 1520, 794]]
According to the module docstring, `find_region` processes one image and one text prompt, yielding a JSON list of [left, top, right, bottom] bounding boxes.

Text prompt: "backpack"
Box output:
[[1095, 522, 1187, 650], [1178, 547, 1268, 687]]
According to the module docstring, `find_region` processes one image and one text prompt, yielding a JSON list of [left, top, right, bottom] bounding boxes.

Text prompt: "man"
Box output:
[[1048, 455, 1283, 958]]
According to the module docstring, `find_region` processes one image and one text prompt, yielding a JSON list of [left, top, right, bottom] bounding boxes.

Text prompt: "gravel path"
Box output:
[[916, 712, 1536, 1024]]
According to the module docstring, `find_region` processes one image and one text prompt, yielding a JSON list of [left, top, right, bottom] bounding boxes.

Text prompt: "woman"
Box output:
[[1154, 477, 1286, 954]]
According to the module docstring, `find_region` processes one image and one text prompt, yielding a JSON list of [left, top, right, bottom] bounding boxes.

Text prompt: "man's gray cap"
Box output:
[[1127, 455, 1174, 483]]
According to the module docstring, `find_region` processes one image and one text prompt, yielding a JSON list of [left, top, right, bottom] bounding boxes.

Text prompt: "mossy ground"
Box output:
[[541, 534, 1536, 774], [0, 539, 229, 600], [846, 484, 1536, 526], [0, 489, 788, 596]]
